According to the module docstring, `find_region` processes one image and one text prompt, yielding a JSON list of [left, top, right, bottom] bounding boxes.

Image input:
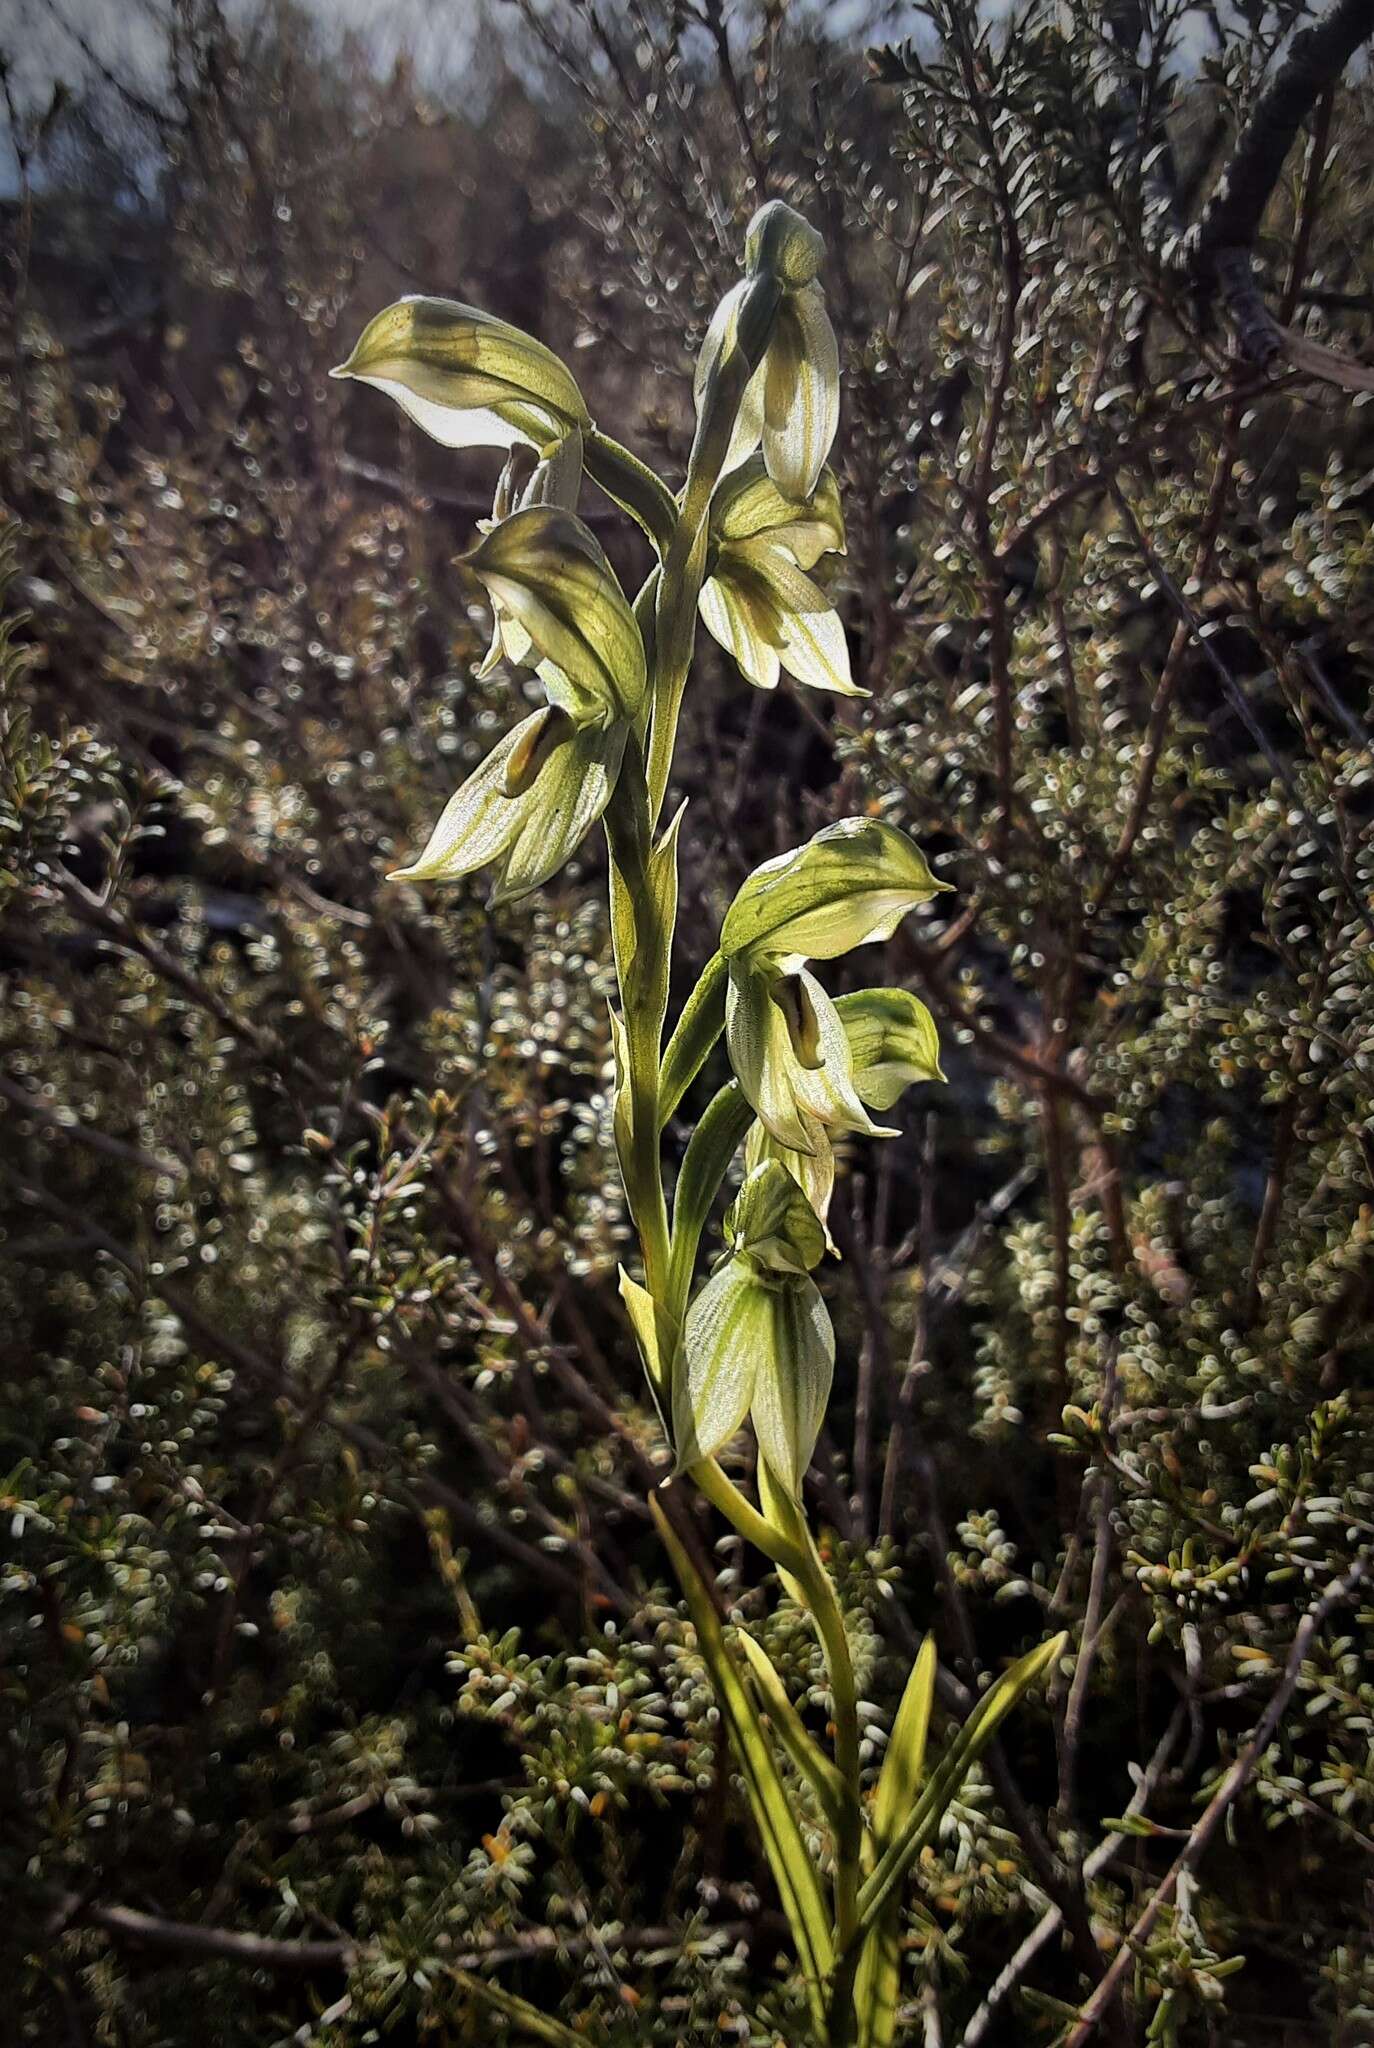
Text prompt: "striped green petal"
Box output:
[[331, 295, 587, 449], [726, 1160, 826, 1276], [760, 282, 839, 501], [721, 817, 949, 968], [713, 454, 845, 569], [749, 1277, 834, 1498], [675, 1257, 765, 1470], [744, 1116, 837, 1252], [467, 505, 646, 725], [390, 708, 625, 904], [835, 987, 945, 1109], [725, 961, 894, 1156]]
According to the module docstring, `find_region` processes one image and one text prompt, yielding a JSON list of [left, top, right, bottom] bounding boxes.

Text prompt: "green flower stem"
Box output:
[[690, 1457, 864, 1972], [766, 1483, 864, 1959], [647, 276, 782, 828], [691, 1455, 807, 1574], [583, 428, 679, 557], [603, 752, 673, 1311]]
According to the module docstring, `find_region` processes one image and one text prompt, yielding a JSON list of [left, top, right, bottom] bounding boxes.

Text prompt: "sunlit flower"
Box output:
[[676, 1161, 834, 1494], [694, 201, 840, 500], [391, 504, 643, 904], [330, 295, 588, 452], [699, 456, 860, 696], [719, 819, 949, 1227]]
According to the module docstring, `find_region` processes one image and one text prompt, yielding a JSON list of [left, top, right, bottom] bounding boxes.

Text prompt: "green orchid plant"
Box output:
[[335, 202, 1066, 2048]]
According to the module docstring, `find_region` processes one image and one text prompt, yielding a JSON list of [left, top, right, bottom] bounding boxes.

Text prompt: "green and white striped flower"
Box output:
[[391, 504, 643, 905], [742, 986, 944, 1244], [695, 201, 840, 501], [477, 431, 586, 678], [676, 1161, 834, 1495], [700, 458, 860, 697], [331, 295, 588, 452], [720, 820, 949, 1227]]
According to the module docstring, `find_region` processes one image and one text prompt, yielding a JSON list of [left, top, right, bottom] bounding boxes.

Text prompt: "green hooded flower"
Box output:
[[330, 295, 588, 452], [742, 985, 944, 1243], [720, 820, 949, 1223], [477, 431, 586, 678], [700, 457, 860, 697], [676, 1161, 834, 1495], [391, 504, 643, 905], [695, 202, 839, 501]]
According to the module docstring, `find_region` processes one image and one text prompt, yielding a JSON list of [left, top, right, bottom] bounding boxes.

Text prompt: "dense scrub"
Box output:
[[2, 3, 1372, 2042]]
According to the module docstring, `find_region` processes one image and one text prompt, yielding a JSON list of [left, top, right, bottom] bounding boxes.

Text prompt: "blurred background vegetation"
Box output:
[[2, 2, 1372, 2042]]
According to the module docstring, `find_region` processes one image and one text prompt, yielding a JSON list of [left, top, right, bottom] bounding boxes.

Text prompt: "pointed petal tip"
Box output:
[[328, 362, 351, 381]]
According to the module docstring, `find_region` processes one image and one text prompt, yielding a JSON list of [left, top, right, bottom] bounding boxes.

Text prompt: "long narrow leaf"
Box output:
[[652, 1497, 834, 2031], [658, 951, 728, 1126], [852, 1633, 1068, 1943], [854, 1634, 938, 2048], [667, 1080, 754, 1318], [875, 1634, 937, 1843], [734, 1626, 849, 1834], [451, 1968, 587, 2046]]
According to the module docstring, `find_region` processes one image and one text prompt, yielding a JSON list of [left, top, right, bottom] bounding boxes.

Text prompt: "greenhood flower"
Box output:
[[699, 457, 859, 696], [721, 816, 948, 969], [676, 1161, 834, 1494], [330, 295, 588, 452], [742, 985, 944, 1243], [695, 202, 840, 501], [719, 820, 949, 1222], [466, 503, 645, 728], [391, 504, 643, 905], [477, 432, 586, 677]]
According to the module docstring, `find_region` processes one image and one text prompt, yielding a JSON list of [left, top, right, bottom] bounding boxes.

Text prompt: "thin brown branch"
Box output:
[[1064, 1555, 1370, 2047]]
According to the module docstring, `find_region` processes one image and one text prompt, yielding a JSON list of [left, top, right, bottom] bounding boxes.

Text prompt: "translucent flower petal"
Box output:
[[726, 962, 894, 1154], [729, 541, 862, 697], [834, 987, 945, 1108], [749, 1279, 834, 1498], [721, 818, 949, 967], [331, 296, 588, 448], [744, 1117, 838, 1251], [676, 1257, 765, 1470], [468, 505, 646, 724], [714, 455, 845, 569], [694, 280, 768, 478], [699, 573, 781, 691], [390, 710, 625, 904], [761, 283, 839, 501], [726, 1160, 826, 1276]]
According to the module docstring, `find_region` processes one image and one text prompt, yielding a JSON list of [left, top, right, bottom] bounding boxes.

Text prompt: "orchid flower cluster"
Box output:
[[335, 202, 1064, 2048]]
